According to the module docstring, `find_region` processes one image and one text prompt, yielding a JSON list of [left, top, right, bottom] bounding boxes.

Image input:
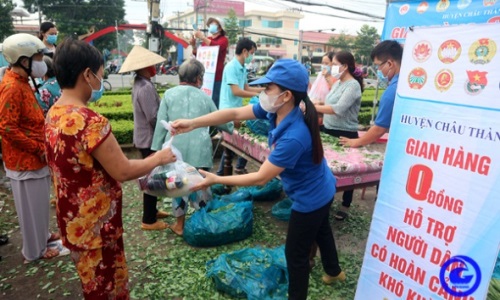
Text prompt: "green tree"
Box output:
[[22, 0, 126, 51], [328, 30, 352, 52], [353, 24, 380, 65], [0, 0, 15, 41], [224, 8, 239, 45]]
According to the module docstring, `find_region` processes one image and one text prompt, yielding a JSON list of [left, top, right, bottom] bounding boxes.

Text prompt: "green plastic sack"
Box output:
[[271, 198, 293, 221], [240, 178, 283, 201], [211, 184, 228, 195], [206, 246, 288, 300], [215, 189, 252, 203], [183, 200, 253, 247]]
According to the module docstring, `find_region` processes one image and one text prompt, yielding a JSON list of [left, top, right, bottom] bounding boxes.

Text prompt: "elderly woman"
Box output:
[[45, 38, 176, 299], [0, 33, 59, 262], [119, 45, 170, 231], [151, 58, 233, 236]]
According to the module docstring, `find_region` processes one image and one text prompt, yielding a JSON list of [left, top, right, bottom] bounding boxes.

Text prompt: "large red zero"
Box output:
[[406, 164, 433, 201]]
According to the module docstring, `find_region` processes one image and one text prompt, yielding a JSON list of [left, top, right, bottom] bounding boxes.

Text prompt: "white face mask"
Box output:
[[259, 91, 286, 113], [30, 60, 48, 78], [330, 65, 344, 79]]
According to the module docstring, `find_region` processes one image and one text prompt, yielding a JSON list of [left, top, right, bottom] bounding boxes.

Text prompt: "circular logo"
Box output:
[[399, 4, 410, 15], [413, 41, 432, 63], [435, 69, 454, 92], [417, 1, 429, 13], [438, 40, 462, 64], [468, 38, 497, 64], [354, 176, 362, 184], [436, 0, 450, 12], [457, 0, 472, 9], [465, 70, 488, 95], [484, 0, 497, 7], [408, 67, 427, 89], [488, 16, 500, 23], [439, 255, 481, 296]]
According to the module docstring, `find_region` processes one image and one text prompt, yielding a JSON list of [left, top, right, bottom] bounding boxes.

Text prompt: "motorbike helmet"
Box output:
[[2, 33, 46, 64]]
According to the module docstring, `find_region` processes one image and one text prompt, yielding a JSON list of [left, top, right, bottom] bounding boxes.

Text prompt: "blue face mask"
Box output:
[[321, 65, 331, 73], [377, 70, 388, 83], [88, 73, 104, 102], [208, 24, 218, 34], [46, 34, 58, 45]]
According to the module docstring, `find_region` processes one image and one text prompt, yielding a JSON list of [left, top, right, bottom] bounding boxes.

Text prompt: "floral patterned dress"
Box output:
[[45, 104, 129, 299]]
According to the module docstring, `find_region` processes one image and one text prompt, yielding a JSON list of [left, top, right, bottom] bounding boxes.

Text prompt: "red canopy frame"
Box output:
[[82, 24, 189, 48]]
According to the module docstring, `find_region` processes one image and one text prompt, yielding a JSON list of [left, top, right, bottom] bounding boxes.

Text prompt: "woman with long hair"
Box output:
[[172, 59, 345, 300], [315, 50, 364, 221]]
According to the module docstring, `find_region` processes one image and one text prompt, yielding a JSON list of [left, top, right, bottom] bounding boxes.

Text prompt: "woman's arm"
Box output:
[[193, 160, 284, 191], [172, 105, 256, 134], [92, 132, 176, 182], [315, 104, 335, 114]]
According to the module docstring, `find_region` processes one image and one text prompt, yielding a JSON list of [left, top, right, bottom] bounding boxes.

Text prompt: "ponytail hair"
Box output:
[[335, 51, 364, 93], [278, 85, 324, 164]]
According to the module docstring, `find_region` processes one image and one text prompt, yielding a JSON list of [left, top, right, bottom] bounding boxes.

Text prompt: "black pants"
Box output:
[[139, 148, 159, 224], [285, 199, 342, 300], [322, 127, 359, 208]]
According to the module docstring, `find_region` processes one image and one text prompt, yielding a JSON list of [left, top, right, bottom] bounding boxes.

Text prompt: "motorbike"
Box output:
[[160, 63, 178, 76]]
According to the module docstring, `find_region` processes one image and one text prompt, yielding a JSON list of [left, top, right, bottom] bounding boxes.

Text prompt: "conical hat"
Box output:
[[118, 45, 166, 73]]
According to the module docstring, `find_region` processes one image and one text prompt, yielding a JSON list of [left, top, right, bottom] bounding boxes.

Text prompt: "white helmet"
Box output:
[[2, 33, 46, 64]]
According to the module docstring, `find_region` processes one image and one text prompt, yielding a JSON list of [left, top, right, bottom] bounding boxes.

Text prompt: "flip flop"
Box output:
[[47, 232, 60, 243], [168, 226, 183, 237], [334, 211, 348, 221], [24, 247, 60, 264]]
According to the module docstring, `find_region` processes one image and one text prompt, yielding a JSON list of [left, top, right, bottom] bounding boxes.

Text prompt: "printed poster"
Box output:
[[196, 46, 219, 97], [382, 0, 500, 43], [356, 23, 500, 299]]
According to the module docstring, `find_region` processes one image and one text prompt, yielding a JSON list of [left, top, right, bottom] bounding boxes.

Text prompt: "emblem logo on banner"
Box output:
[[417, 1, 430, 13], [457, 0, 472, 9], [436, 0, 451, 12], [464, 70, 488, 95], [408, 67, 428, 89], [438, 40, 462, 64], [413, 41, 432, 62], [435, 69, 453, 92], [468, 38, 497, 64]]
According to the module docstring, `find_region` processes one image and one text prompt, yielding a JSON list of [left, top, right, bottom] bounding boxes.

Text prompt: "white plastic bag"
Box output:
[[137, 121, 205, 198], [309, 73, 330, 103]]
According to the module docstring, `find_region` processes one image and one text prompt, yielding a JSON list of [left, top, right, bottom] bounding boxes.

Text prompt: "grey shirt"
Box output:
[[323, 79, 362, 132], [132, 75, 160, 149]]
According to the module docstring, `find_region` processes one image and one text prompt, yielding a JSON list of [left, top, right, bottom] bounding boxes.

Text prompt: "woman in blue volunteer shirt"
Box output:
[[172, 59, 345, 300]]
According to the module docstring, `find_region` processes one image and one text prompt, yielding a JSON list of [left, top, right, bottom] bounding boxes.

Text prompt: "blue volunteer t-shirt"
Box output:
[[252, 104, 336, 213], [219, 58, 248, 110], [375, 74, 399, 129]]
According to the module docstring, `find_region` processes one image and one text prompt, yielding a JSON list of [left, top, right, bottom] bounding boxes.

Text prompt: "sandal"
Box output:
[[24, 247, 60, 264], [334, 211, 348, 221], [47, 232, 60, 243]]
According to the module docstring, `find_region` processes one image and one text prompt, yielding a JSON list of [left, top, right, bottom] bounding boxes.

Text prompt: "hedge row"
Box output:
[[109, 119, 135, 145], [97, 88, 383, 145]]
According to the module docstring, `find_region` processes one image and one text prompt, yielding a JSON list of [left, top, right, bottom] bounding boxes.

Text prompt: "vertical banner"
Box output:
[[382, 0, 500, 43], [196, 46, 219, 97], [356, 23, 500, 299]]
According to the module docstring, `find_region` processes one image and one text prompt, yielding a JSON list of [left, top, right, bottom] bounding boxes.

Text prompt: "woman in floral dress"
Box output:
[[44, 38, 176, 299]]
